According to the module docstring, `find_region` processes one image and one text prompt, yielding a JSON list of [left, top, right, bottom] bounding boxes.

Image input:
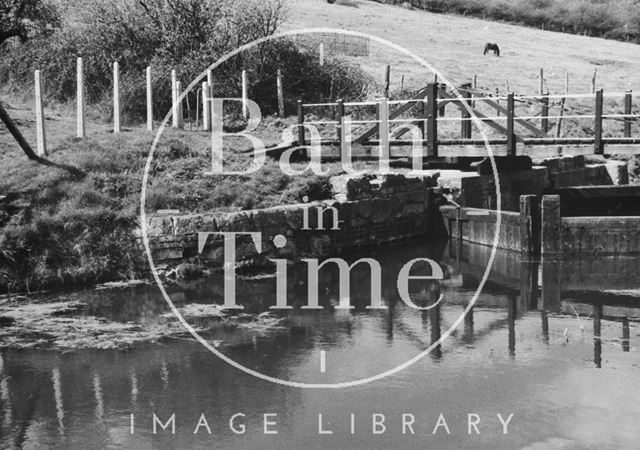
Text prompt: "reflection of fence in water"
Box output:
[[293, 33, 370, 57]]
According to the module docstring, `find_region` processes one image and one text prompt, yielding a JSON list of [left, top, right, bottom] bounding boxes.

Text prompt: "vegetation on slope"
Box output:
[[377, 0, 640, 43]]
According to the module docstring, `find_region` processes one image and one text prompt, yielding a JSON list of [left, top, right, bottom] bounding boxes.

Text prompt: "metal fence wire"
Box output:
[[292, 33, 370, 57]]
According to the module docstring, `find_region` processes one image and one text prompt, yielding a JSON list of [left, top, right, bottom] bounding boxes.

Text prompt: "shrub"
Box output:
[[1, 0, 374, 124]]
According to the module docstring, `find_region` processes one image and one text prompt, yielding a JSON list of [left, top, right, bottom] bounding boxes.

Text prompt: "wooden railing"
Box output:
[[296, 83, 640, 158]]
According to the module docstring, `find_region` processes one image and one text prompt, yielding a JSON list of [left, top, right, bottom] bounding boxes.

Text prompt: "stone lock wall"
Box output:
[[136, 173, 441, 271], [457, 156, 628, 211]]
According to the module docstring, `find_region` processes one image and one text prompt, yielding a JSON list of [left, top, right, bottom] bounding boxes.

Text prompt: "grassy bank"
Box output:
[[0, 108, 338, 294]]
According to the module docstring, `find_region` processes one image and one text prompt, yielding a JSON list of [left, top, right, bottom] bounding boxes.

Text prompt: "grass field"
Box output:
[[284, 0, 640, 95]]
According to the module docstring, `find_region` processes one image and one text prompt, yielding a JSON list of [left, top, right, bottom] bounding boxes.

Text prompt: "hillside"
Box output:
[[284, 0, 640, 95]]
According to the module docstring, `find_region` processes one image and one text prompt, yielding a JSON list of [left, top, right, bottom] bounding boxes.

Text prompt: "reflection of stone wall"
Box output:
[[137, 174, 441, 271]]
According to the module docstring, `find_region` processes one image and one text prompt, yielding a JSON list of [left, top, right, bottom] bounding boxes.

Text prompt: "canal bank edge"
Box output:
[[138, 156, 629, 278]]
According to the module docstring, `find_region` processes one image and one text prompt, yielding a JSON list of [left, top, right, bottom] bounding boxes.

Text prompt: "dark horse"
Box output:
[[484, 43, 500, 56]]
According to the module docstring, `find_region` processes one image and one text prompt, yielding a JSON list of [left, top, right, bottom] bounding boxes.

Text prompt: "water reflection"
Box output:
[[1, 240, 639, 448]]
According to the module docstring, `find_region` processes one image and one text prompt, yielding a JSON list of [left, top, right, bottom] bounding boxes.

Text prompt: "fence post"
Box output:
[[539, 68, 544, 96], [420, 98, 427, 140], [472, 75, 477, 108], [541, 93, 549, 134], [461, 90, 471, 139], [171, 69, 178, 128], [624, 90, 632, 138], [594, 89, 603, 155], [176, 81, 183, 129], [384, 65, 390, 98], [34, 69, 47, 156], [297, 100, 305, 145], [146, 66, 153, 131], [277, 69, 285, 117], [520, 195, 540, 255], [113, 62, 121, 134], [76, 57, 85, 138], [241, 69, 248, 118], [426, 83, 438, 157], [506, 92, 516, 156], [541, 195, 561, 255], [319, 42, 325, 67], [202, 82, 210, 131], [336, 99, 345, 144], [378, 97, 390, 171]]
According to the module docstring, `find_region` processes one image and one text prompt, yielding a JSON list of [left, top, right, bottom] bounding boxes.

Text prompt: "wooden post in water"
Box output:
[[541, 93, 549, 134], [520, 195, 540, 255], [241, 69, 248, 118], [113, 62, 121, 133], [277, 69, 285, 117], [506, 93, 516, 156], [594, 89, 604, 155], [622, 317, 630, 352], [593, 303, 602, 368], [202, 81, 210, 131], [171, 69, 178, 128], [146, 66, 153, 131], [426, 83, 438, 157], [384, 65, 390, 98], [176, 81, 184, 129], [624, 91, 632, 138], [34, 70, 47, 156], [541, 195, 561, 255], [76, 57, 85, 138], [297, 100, 305, 145], [378, 97, 390, 171]]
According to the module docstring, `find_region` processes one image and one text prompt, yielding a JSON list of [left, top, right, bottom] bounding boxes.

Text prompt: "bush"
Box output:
[[1, 0, 374, 123]]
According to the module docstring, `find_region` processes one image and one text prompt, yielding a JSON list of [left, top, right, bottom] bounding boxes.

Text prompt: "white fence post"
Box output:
[[241, 69, 248, 118], [76, 57, 85, 138], [171, 69, 178, 128], [319, 42, 325, 66], [113, 62, 121, 133], [34, 70, 47, 156], [176, 81, 183, 129], [146, 66, 153, 131], [277, 68, 285, 117], [378, 97, 390, 172], [202, 81, 210, 131]]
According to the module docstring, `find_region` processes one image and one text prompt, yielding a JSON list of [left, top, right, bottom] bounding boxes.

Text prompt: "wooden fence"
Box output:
[[296, 83, 640, 158]]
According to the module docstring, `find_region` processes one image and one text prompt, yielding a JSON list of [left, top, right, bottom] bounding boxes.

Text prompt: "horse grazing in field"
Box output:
[[483, 43, 500, 56]]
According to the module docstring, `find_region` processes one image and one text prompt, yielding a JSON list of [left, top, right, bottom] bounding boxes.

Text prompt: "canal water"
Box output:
[[1, 240, 639, 449]]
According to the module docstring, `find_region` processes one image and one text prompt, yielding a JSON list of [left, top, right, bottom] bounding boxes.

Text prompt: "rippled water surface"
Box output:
[[1, 240, 639, 449]]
